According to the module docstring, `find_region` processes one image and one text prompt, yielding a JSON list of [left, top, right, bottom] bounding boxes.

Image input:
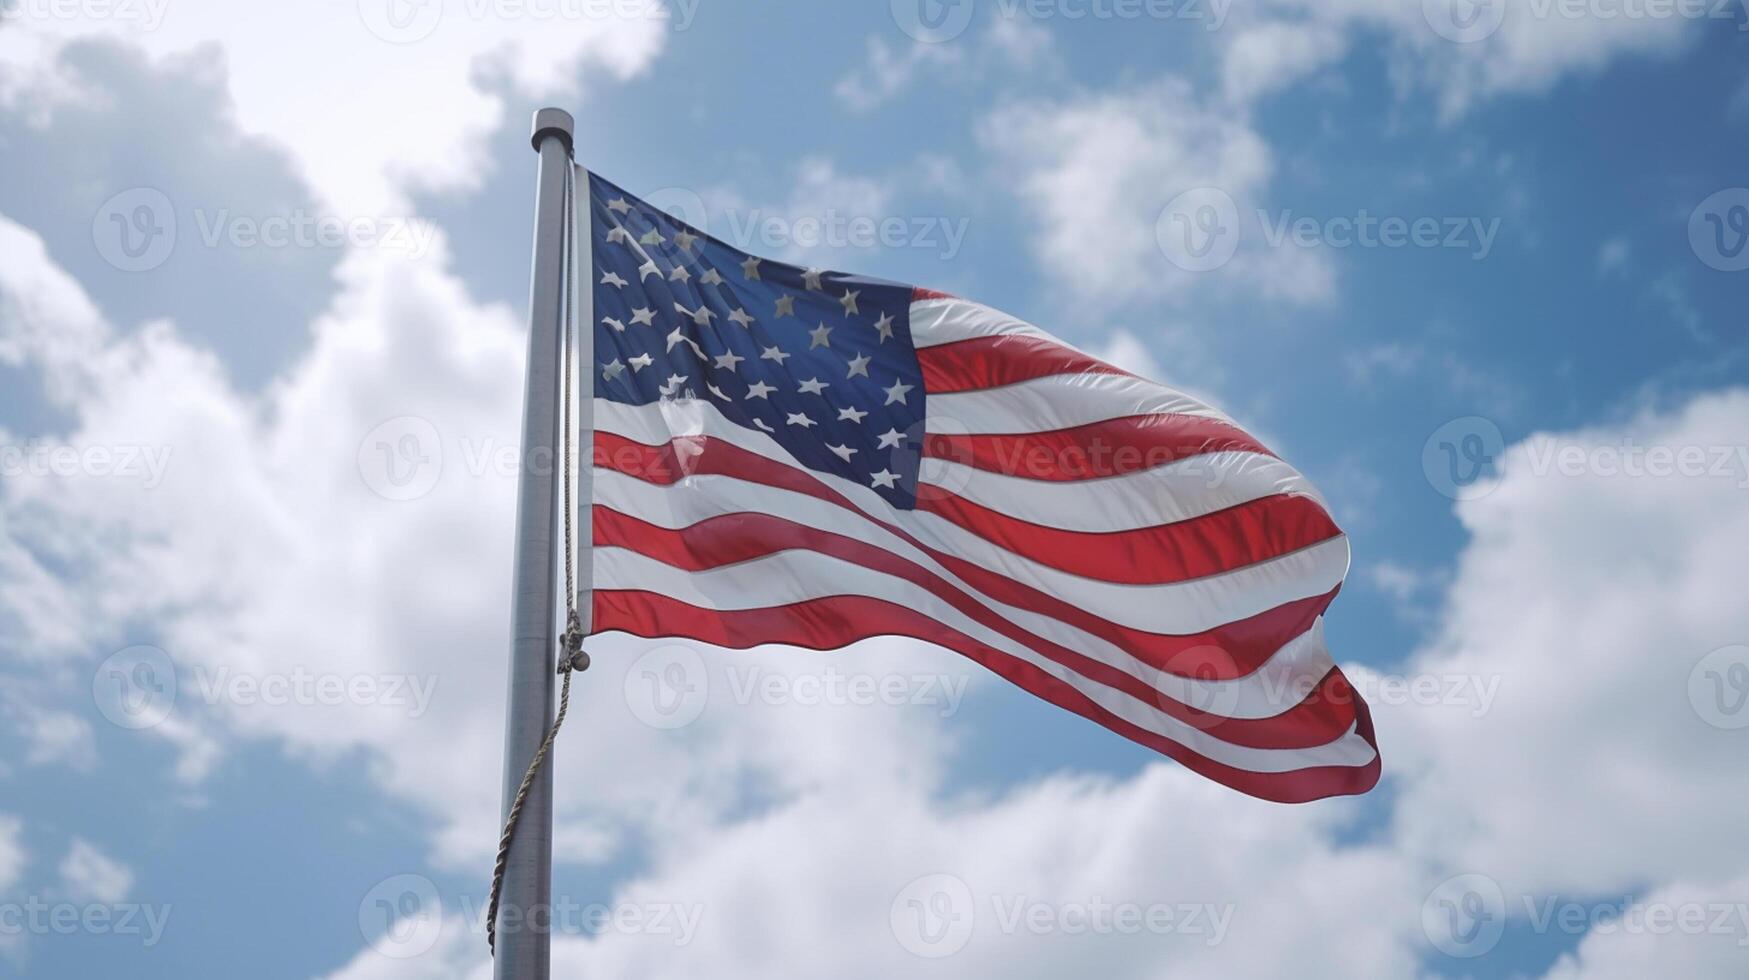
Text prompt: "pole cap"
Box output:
[[530, 107, 575, 155]]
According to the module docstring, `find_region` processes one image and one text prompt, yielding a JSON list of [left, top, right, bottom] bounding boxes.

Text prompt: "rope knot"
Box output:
[[559, 611, 590, 674]]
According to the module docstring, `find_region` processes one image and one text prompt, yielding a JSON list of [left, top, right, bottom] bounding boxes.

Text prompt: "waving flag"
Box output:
[[584, 171, 1380, 803]]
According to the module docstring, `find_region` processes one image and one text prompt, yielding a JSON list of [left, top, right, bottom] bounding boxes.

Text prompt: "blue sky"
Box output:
[[1, 1, 1747, 977]]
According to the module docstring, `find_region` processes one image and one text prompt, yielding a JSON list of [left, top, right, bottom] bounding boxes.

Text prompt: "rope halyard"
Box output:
[[488, 160, 588, 957]]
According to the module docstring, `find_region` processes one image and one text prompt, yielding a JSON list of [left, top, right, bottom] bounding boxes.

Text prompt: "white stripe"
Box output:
[[596, 398, 1347, 635], [910, 296, 1086, 351], [595, 467, 1340, 720], [920, 450, 1328, 533], [910, 296, 1231, 430], [595, 545, 1377, 774], [926, 371, 1226, 434]]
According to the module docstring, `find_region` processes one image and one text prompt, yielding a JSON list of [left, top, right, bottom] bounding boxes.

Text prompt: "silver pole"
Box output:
[[495, 106, 574, 980]]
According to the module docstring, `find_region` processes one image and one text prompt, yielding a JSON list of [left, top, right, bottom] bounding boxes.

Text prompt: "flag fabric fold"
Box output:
[[584, 170, 1379, 803]]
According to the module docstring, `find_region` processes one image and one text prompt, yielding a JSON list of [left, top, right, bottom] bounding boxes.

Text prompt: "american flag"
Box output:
[[585, 171, 1380, 803]]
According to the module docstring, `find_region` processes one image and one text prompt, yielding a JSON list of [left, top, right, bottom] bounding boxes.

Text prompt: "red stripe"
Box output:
[[916, 488, 1341, 585], [595, 431, 1339, 679], [918, 334, 1128, 393], [595, 506, 1359, 750], [922, 413, 1274, 480], [912, 286, 955, 301], [594, 590, 1382, 804]]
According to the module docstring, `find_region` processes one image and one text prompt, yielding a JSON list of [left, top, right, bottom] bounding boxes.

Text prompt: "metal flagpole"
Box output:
[[494, 106, 574, 980]]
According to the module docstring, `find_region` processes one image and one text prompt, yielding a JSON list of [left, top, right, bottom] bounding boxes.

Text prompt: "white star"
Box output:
[[601, 316, 626, 332], [874, 312, 895, 342], [809, 323, 833, 349], [773, 294, 795, 318], [674, 302, 716, 326], [798, 377, 828, 395], [708, 383, 729, 400], [839, 289, 860, 315], [882, 378, 913, 406], [801, 267, 824, 291], [761, 346, 790, 365], [606, 226, 632, 245], [639, 228, 665, 246], [727, 308, 754, 328], [877, 428, 906, 449], [601, 358, 625, 380], [837, 406, 867, 423], [754, 418, 775, 433], [628, 352, 654, 371], [665, 328, 706, 359], [662, 372, 688, 391], [607, 197, 632, 214], [828, 443, 857, 462], [745, 380, 775, 399], [846, 352, 871, 378], [600, 271, 628, 288], [674, 229, 699, 251], [741, 256, 761, 280], [870, 469, 900, 489], [700, 268, 724, 286], [714, 350, 745, 371], [786, 412, 816, 428], [629, 307, 656, 327], [668, 264, 692, 284], [638, 259, 661, 281]]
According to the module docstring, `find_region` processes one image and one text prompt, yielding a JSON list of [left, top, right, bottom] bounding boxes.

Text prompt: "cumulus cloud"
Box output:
[[0, 0, 670, 213], [1378, 390, 1749, 900], [979, 78, 1335, 310], [1247, 0, 1709, 117]]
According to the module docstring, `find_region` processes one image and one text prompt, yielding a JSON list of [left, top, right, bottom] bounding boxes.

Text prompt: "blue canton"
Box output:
[[589, 172, 925, 508]]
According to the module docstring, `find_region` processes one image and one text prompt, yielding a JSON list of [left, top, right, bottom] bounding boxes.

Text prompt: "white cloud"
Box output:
[[1252, 0, 1708, 117], [1379, 389, 1749, 900], [0, 1, 669, 213], [979, 79, 1334, 310], [1219, 19, 1349, 106], [58, 838, 133, 904], [1540, 872, 1749, 979], [2, 700, 96, 770], [834, 16, 1059, 112]]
